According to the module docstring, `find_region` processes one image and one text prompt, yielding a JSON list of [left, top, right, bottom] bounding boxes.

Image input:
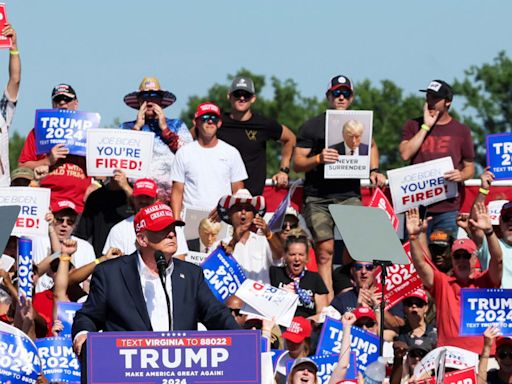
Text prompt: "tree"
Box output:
[[8, 131, 25, 172], [453, 51, 512, 165]]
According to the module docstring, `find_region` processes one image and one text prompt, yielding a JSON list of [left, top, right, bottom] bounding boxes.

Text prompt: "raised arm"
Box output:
[[271, 125, 296, 187], [170, 181, 185, 220], [405, 208, 434, 289], [399, 104, 438, 161], [329, 312, 356, 384], [478, 326, 500, 384], [3, 23, 20, 100]]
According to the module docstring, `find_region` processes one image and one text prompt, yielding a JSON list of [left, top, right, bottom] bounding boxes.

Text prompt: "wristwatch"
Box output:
[[279, 167, 290, 174]]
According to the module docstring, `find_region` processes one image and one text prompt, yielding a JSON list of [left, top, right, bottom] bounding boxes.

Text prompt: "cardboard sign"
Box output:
[[413, 346, 478, 379], [86, 128, 155, 178], [368, 188, 399, 230], [0, 4, 12, 49], [236, 279, 298, 327], [35, 337, 80, 382], [487, 133, 512, 180], [57, 302, 83, 338], [324, 110, 373, 179], [0, 322, 41, 384], [416, 367, 477, 384], [202, 246, 246, 302], [0, 187, 51, 237], [87, 330, 260, 383], [316, 317, 380, 373], [387, 157, 458, 213], [488, 199, 508, 225], [373, 241, 423, 310], [460, 288, 512, 336], [34, 109, 101, 156]]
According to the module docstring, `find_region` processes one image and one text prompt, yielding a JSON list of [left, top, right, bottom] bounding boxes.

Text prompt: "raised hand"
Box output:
[[406, 208, 429, 237], [469, 202, 492, 233]]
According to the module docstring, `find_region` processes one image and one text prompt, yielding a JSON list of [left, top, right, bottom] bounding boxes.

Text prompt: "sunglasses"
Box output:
[[498, 350, 512, 360], [199, 114, 220, 123], [355, 319, 376, 328], [353, 263, 375, 271], [55, 217, 76, 226], [404, 299, 426, 308], [229, 308, 244, 317], [282, 221, 299, 231], [452, 251, 472, 260], [138, 91, 163, 102], [231, 90, 254, 100], [331, 88, 352, 99], [53, 95, 75, 104]]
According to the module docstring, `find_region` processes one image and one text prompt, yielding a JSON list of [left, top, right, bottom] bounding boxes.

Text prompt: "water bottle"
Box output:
[[363, 356, 386, 383]]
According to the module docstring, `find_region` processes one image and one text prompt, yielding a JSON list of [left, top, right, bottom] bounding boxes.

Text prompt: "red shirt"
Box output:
[[18, 129, 92, 212], [33, 289, 53, 337], [430, 268, 498, 354]]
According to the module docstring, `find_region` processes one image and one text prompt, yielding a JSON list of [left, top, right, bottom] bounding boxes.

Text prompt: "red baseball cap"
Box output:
[[194, 102, 221, 119], [282, 316, 312, 343], [353, 307, 377, 322], [50, 200, 78, 214], [134, 202, 184, 234], [451, 238, 477, 255], [133, 178, 158, 198], [404, 289, 428, 304]]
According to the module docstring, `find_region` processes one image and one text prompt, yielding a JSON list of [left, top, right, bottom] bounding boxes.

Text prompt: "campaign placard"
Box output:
[[0, 4, 12, 48], [17, 237, 33, 300], [316, 317, 380, 373], [34, 109, 101, 156], [324, 110, 373, 179], [413, 346, 478, 379], [86, 128, 155, 178], [387, 157, 458, 213], [201, 246, 246, 302], [460, 288, 512, 336], [236, 279, 298, 327], [487, 133, 512, 180], [374, 241, 423, 310], [288, 353, 357, 383], [368, 188, 399, 231], [0, 323, 41, 384], [0, 187, 50, 237], [57, 302, 83, 338], [35, 337, 80, 383], [87, 330, 260, 384]]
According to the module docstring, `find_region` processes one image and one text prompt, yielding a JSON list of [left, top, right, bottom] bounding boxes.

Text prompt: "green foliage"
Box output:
[[8, 131, 24, 172], [453, 51, 512, 164]]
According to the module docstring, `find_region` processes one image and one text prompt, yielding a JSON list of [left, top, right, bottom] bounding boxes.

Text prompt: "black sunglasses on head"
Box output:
[[281, 221, 299, 231], [331, 88, 352, 99]]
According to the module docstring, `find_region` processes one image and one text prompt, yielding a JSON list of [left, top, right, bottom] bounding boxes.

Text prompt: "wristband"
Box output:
[[94, 258, 101, 265], [479, 187, 490, 195], [315, 154, 321, 165], [484, 229, 494, 237], [370, 168, 379, 174], [59, 256, 71, 262], [9, 50, 19, 55], [421, 124, 430, 132], [266, 232, 273, 241]]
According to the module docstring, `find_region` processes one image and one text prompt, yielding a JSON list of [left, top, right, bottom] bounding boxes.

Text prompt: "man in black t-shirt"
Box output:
[[293, 75, 386, 300], [217, 76, 296, 195]]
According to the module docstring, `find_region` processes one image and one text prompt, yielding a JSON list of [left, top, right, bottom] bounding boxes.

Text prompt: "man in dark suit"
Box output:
[[72, 202, 239, 380], [329, 119, 369, 156]]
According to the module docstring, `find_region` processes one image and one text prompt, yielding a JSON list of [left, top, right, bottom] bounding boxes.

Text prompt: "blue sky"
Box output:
[[3, 0, 511, 137]]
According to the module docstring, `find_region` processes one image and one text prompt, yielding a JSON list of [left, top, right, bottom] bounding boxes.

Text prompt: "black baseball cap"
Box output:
[[51, 84, 77, 100], [419, 80, 453, 101], [327, 75, 353, 93]]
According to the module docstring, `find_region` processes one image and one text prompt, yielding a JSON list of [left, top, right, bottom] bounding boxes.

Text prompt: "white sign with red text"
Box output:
[[0, 187, 50, 237], [86, 128, 154, 178], [387, 157, 458, 213]]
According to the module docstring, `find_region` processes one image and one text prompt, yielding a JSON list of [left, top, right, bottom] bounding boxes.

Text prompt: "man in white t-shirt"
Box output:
[[103, 177, 188, 256], [170, 102, 247, 219], [0, 23, 20, 187], [33, 200, 96, 292]]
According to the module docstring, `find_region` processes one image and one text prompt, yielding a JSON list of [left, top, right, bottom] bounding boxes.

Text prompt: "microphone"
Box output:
[[154, 251, 167, 281], [154, 250, 172, 331]]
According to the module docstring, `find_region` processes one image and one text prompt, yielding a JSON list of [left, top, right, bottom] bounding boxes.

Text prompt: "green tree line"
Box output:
[[9, 51, 511, 176]]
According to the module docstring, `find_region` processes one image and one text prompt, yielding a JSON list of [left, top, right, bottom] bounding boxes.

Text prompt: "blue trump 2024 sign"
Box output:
[[460, 288, 512, 336], [487, 133, 512, 180], [34, 109, 101, 156], [316, 317, 380, 373], [87, 330, 260, 383]]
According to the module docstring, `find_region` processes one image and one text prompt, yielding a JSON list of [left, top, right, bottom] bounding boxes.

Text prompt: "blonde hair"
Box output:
[[198, 218, 221, 234], [342, 119, 364, 136]]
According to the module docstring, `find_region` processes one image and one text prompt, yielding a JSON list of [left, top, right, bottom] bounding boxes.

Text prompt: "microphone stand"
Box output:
[[155, 251, 172, 331]]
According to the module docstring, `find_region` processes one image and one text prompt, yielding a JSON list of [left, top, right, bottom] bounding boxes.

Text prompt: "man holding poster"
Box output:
[[400, 80, 475, 236], [406, 202, 502, 354], [293, 75, 386, 299], [18, 84, 93, 212], [0, 22, 20, 187]]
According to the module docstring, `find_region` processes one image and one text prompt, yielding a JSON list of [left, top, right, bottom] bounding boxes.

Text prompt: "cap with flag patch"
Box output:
[[51, 84, 77, 100], [124, 76, 176, 109]]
